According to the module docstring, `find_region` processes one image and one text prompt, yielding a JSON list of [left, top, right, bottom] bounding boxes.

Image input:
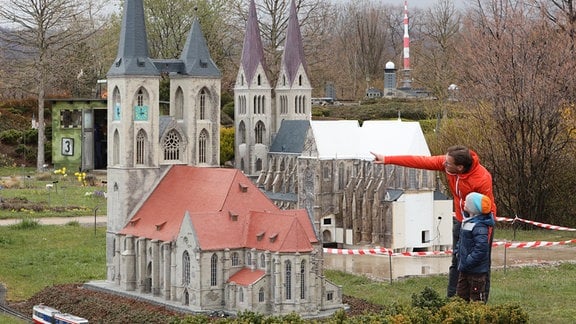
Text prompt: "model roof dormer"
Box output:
[[180, 17, 221, 77], [108, 0, 158, 76], [240, 0, 269, 85]]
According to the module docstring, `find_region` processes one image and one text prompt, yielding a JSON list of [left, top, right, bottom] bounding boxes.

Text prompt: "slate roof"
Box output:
[[107, 0, 158, 76], [180, 18, 221, 77], [119, 166, 317, 252], [240, 0, 268, 84], [281, 0, 308, 86], [269, 120, 310, 154]]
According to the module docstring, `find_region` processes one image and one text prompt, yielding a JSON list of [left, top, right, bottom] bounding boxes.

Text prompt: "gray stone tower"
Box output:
[[234, 0, 311, 177], [106, 0, 221, 282]]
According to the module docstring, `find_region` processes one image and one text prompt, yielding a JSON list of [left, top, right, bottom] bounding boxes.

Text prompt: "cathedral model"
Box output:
[[100, 0, 343, 317]]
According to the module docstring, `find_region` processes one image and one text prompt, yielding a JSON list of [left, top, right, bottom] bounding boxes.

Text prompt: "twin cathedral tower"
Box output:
[[106, 0, 311, 245]]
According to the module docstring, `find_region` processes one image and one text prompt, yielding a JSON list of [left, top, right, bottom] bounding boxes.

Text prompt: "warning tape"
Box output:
[[323, 240, 576, 256], [496, 216, 576, 232]]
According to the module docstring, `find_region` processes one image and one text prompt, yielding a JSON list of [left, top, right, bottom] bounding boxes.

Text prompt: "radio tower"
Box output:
[[401, 0, 412, 89]]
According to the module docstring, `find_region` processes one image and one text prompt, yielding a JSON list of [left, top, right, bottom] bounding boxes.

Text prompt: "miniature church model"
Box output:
[[101, 0, 343, 317]]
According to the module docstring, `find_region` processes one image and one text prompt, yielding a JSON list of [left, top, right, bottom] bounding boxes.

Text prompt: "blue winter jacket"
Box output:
[[456, 212, 495, 274]]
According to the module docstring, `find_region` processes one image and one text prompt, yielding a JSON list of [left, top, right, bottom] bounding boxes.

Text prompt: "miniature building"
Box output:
[[97, 0, 344, 317]]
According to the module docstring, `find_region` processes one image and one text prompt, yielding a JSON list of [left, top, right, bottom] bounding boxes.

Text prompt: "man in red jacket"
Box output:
[[371, 145, 496, 299]]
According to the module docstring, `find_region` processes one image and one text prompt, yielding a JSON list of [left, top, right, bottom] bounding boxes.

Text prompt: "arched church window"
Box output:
[[137, 88, 144, 106], [257, 74, 261, 86], [210, 254, 218, 286], [299, 75, 302, 86], [256, 158, 262, 172], [231, 252, 239, 266], [260, 254, 265, 268], [175, 87, 184, 120], [136, 129, 147, 165], [113, 87, 121, 120], [199, 129, 208, 164], [163, 130, 181, 161], [255, 121, 265, 144], [199, 89, 207, 120], [182, 251, 190, 285], [238, 121, 246, 144], [258, 287, 265, 302], [300, 260, 306, 299], [285, 260, 292, 300], [113, 130, 120, 165]]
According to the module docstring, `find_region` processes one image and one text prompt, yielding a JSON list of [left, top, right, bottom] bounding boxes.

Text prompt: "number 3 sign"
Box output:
[[61, 138, 74, 156]]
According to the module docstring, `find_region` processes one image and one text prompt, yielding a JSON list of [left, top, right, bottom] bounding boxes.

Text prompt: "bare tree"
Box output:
[[0, 0, 107, 171], [445, 0, 576, 223], [414, 0, 461, 100]]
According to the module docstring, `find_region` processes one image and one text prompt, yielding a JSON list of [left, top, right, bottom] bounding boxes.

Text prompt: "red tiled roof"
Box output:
[[120, 166, 317, 253], [227, 268, 265, 286]]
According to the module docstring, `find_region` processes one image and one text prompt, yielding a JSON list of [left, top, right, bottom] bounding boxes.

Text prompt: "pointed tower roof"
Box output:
[[281, 0, 308, 86], [180, 17, 221, 77], [240, 0, 268, 84], [107, 0, 158, 76]]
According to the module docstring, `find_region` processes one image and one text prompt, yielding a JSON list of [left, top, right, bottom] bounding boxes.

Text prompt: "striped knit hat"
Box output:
[[465, 192, 491, 215]]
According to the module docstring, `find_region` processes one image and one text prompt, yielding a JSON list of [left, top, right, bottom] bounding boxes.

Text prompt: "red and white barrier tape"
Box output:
[[496, 216, 576, 232], [323, 239, 576, 256]]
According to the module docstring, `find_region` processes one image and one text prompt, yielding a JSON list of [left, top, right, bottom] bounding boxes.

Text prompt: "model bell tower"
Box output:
[[105, 0, 163, 282]]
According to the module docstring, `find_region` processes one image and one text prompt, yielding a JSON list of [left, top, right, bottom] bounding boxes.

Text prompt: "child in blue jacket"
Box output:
[[456, 192, 495, 302]]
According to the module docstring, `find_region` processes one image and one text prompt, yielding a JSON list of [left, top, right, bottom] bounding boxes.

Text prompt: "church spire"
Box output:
[[180, 17, 221, 77], [281, 0, 308, 86], [108, 0, 158, 76], [241, 0, 268, 84]]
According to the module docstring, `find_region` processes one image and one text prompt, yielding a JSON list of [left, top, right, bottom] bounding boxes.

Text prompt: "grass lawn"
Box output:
[[0, 222, 574, 323], [0, 168, 107, 219]]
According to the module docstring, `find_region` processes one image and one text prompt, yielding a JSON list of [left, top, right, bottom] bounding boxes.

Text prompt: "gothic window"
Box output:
[[113, 87, 121, 121], [136, 129, 147, 165], [241, 74, 244, 86], [199, 129, 208, 164], [285, 260, 292, 300], [338, 163, 345, 190], [247, 252, 252, 266], [239, 288, 244, 303], [294, 97, 298, 114], [210, 254, 218, 286], [163, 130, 181, 161], [302, 96, 306, 114], [255, 121, 265, 144], [175, 87, 184, 120], [257, 74, 261, 86], [137, 88, 144, 106], [282, 75, 286, 86], [323, 165, 331, 180], [253, 96, 257, 114], [300, 260, 306, 299], [258, 287, 265, 302], [238, 121, 246, 144], [256, 158, 262, 172], [299, 75, 303, 86], [260, 254, 265, 268], [183, 251, 190, 285], [113, 130, 120, 165], [231, 252, 239, 266], [199, 89, 207, 120], [261, 96, 265, 114]]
